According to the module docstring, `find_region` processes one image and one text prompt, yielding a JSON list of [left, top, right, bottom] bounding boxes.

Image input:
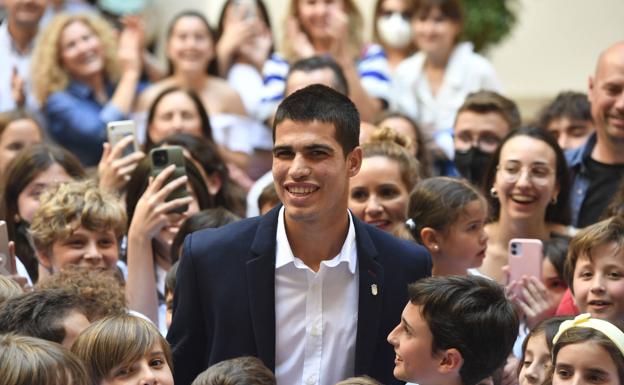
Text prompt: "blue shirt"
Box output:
[[565, 133, 596, 227], [45, 80, 134, 166]]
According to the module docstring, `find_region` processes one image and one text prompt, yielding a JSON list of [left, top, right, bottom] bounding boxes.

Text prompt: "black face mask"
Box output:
[[454, 147, 494, 186]]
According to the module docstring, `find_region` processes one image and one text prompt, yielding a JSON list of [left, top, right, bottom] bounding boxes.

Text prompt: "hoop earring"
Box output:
[[490, 187, 498, 198]]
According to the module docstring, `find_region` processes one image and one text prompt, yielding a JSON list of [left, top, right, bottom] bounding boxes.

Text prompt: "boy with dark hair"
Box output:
[[0, 289, 90, 348], [387, 275, 518, 385], [537, 91, 594, 150]]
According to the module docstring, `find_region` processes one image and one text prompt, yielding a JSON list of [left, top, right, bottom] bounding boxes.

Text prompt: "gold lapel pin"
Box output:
[[371, 284, 378, 296]]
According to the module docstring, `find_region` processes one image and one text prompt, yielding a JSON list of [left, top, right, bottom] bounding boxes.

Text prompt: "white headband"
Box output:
[[553, 313, 624, 357]]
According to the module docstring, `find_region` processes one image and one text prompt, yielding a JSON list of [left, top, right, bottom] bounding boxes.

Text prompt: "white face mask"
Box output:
[[376, 12, 413, 49]]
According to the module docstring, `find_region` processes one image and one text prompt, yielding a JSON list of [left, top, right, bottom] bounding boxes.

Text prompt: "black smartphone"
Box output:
[[149, 146, 189, 214]]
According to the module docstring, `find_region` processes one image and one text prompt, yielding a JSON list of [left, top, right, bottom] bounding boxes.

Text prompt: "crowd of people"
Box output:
[[0, 0, 624, 385]]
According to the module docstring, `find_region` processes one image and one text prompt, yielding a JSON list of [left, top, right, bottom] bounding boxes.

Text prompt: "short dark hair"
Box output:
[[257, 183, 280, 213], [408, 275, 518, 385], [414, 0, 463, 25], [482, 126, 571, 225], [288, 56, 349, 96], [273, 84, 360, 156], [0, 289, 85, 344], [543, 235, 571, 284], [457, 91, 522, 131], [537, 91, 592, 129], [191, 356, 276, 385]]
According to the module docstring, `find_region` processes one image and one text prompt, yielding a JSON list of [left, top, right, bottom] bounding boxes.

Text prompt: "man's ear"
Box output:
[[420, 227, 442, 254], [347, 147, 362, 177], [438, 348, 464, 375]]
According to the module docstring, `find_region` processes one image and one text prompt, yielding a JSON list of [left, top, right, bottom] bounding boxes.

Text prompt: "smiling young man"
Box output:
[[168, 84, 432, 385], [387, 276, 518, 385]]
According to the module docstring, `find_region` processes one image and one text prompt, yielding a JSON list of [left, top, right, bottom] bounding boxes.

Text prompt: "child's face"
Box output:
[[437, 199, 488, 271], [102, 342, 173, 385], [519, 332, 552, 385], [553, 341, 621, 385], [572, 243, 624, 328], [44, 226, 119, 273], [387, 302, 443, 384]]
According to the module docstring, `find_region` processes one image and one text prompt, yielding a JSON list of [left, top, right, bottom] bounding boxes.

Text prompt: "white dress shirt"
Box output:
[[390, 42, 501, 159], [275, 207, 359, 385]]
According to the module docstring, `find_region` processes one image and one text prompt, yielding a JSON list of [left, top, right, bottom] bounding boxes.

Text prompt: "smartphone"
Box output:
[[234, 0, 256, 20], [508, 238, 543, 283], [0, 221, 12, 276], [107, 120, 138, 158], [149, 146, 188, 214]]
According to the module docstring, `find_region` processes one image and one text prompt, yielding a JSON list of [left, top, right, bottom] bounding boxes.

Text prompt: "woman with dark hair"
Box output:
[[0, 144, 85, 282], [124, 142, 214, 329], [391, 0, 500, 164], [138, 11, 253, 171], [145, 86, 213, 149], [372, 0, 418, 74], [0, 110, 43, 178], [479, 126, 572, 283]]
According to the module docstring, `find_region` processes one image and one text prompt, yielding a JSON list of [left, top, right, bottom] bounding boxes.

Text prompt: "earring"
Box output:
[[551, 196, 558, 205], [432, 245, 439, 251], [490, 187, 498, 198]]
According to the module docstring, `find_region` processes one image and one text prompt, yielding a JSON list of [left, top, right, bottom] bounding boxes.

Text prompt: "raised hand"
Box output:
[[98, 135, 145, 193]]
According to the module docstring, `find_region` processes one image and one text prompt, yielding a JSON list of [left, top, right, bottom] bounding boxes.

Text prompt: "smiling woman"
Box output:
[[349, 126, 420, 237], [479, 126, 572, 284], [31, 13, 143, 166]]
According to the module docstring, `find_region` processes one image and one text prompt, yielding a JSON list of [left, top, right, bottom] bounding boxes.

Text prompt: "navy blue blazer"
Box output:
[[167, 206, 432, 385]]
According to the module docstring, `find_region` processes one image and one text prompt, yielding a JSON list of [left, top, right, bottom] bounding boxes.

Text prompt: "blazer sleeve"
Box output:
[[167, 234, 212, 385]]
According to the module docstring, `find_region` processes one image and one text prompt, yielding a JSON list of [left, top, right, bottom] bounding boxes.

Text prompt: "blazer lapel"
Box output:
[[246, 206, 280, 370], [353, 218, 384, 375]]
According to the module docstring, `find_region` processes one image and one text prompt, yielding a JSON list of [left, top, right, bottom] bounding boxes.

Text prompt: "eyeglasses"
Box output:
[[496, 162, 554, 186], [455, 132, 502, 153]]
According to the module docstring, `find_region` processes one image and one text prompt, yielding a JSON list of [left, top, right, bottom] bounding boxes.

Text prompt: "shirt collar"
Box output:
[[0, 20, 35, 56], [275, 206, 357, 274]]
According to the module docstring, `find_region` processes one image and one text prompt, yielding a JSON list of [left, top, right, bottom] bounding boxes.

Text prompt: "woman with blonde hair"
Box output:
[[262, 0, 391, 123], [0, 334, 91, 385], [31, 13, 143, 166], [71, 314, 173, 385], [349, 126, 420, 237]]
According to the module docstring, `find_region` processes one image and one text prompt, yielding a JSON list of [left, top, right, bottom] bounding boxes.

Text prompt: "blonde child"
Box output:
[[71, 314, 173, 385], [564, 216, 624, 329], [552, 314, 624, 385], [407, 177, 488, 276]]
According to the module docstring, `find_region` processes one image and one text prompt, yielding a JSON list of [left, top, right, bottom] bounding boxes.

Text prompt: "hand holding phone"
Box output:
[[107, 120, 138, 158], [508, 238, 543, 283], [150, 146, 189, 214]]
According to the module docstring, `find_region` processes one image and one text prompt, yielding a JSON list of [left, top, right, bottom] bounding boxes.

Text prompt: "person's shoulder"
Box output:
[[359, 221, 430, 263]]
